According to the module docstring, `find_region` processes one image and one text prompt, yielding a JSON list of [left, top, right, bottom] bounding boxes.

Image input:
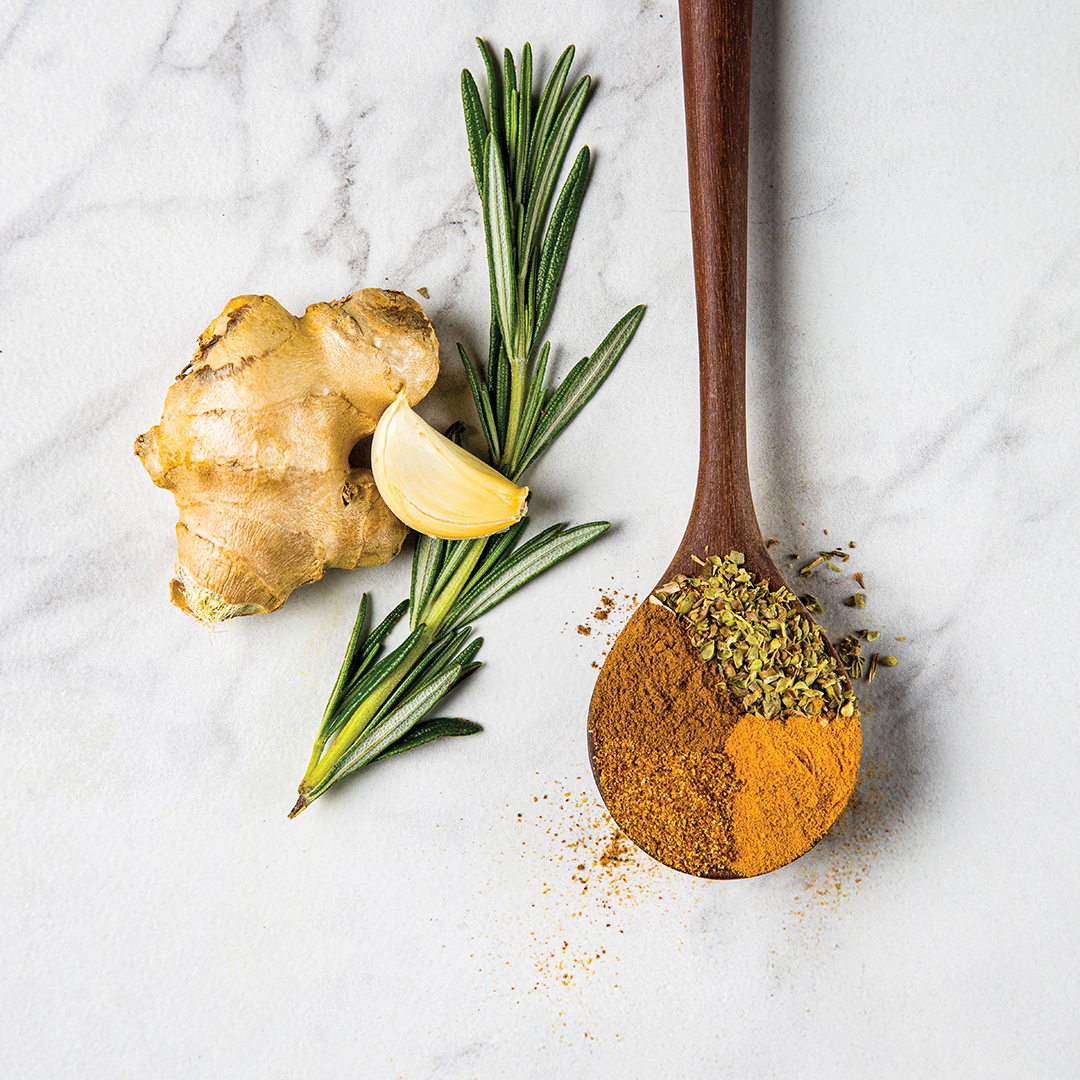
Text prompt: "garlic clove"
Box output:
[[371, 391, 529, 539]]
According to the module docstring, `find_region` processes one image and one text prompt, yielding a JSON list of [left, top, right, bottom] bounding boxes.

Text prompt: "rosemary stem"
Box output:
[[302, 652, 418, 797], [501, 356, 528, 468], [303, 737, 327, 782], [419, 536, 486, 634]]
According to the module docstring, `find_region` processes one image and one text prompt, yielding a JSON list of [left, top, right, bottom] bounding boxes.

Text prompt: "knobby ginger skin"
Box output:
[[135, 288, 439, 622]]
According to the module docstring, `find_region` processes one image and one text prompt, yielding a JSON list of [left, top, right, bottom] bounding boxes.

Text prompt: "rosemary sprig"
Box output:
[[290, 40, 643, 817]]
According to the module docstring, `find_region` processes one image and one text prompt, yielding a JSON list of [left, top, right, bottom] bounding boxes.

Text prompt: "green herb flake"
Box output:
[[654, 551, 858, 724]]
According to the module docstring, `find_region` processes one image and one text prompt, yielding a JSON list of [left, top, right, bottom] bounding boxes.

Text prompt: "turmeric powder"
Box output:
[[589, 601, 861, 878]]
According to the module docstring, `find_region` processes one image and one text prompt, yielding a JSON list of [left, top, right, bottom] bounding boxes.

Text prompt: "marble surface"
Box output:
[[3, 0, 1079, 1076]]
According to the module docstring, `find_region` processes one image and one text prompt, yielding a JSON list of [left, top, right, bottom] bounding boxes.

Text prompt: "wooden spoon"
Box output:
[[587, 0, 858, 877]]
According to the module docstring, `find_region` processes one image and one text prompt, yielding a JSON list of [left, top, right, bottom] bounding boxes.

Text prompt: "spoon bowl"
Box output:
[[587, 0, 860, 878]]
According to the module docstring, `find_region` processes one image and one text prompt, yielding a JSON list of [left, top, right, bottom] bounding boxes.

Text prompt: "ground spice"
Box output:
[[589, 601, 861, 878]]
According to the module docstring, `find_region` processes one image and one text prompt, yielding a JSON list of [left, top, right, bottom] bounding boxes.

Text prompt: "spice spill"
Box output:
[[567, 586, 640, 658], [494, 775, 682, 996]]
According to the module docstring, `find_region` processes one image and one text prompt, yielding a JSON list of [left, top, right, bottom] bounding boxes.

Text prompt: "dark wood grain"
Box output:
[[661, 0, 784, 593]]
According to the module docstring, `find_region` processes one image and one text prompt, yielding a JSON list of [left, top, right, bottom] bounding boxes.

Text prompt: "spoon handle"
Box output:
[[667, 0, 763, 581]]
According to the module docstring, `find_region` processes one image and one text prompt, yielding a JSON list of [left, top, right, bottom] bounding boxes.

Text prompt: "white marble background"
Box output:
[[3, 0, 1079, 1076]]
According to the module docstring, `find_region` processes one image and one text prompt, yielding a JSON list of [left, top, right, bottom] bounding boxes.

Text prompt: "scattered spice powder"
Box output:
[[592, 595, 616, 621], [589, 557, 861, 878], [598, 831, 633, 867], [569, 586, 640, 661]]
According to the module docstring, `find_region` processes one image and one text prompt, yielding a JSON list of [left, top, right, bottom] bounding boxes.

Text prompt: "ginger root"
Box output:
[[135, 288, 439, 622]]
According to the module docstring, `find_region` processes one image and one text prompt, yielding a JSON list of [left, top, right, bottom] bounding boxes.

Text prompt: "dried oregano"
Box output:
[[837, 634, 864, 679], [650, 551, 857, 722]]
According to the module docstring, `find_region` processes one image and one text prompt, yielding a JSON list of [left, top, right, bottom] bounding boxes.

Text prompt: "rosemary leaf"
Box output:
[[327, 623, 425, 737], [368, 625, 476, 730], [471, 517, 531, 583], [525, 44, 575, 198], [446, 521, 610, 629], [493, 329, 511, 443], [456, 343, 500, 462], [320, 593, 369, 733], [476, 39, 504, 165], [508, 85, 520, 194], [514, 305, 645, 479], [484, 133, 519, 362], [353, 599, 409, 682], [518, 43, 533, 193], [422, 538, 484, 623], [460, 68, 488, 195], [534, 145, 589, 337], [519, 75, 590, 278], [480, 520, 568, 574], [502, 48, 517, 178], [510, 340, 550, 475], [410, 535, 445, 631], [372, 717, 483, 762]]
